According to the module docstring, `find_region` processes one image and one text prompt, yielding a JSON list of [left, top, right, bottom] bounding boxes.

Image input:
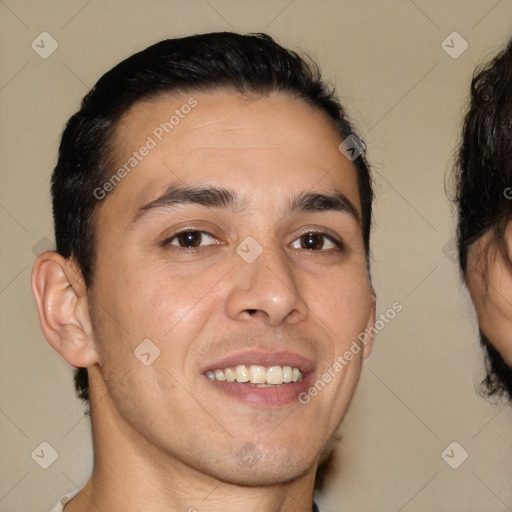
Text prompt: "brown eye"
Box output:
[[302, 233, 324, 250], [168, 230, 216, 248], [291, 232, 342, 251]]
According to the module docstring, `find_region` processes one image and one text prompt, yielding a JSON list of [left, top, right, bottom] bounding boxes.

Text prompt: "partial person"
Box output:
[[455, 37, 512, 401], [32, 32, 376, 512]]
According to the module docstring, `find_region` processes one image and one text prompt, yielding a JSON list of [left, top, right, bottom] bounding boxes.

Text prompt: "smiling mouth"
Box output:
[[205, 364, 304, 386]]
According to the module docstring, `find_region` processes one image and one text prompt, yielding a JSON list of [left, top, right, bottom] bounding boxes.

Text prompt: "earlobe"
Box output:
[[362, 289, 377, 359], [31, 252, 99, 368]]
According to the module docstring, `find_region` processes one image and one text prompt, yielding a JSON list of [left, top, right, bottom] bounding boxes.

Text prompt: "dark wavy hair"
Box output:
[[455, 37, 512, 401], [50, 32, 373, 403]]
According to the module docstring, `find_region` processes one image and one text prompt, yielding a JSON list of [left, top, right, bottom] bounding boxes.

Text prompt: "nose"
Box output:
[[224, 245, 309, 327]]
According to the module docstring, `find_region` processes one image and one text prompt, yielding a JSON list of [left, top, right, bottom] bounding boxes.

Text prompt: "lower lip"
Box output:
[[204, 376, 314, 407]]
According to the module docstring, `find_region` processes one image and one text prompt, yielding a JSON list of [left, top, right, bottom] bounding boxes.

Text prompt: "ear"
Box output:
[[362, 288, 377, 359], [31, 252, 99, 368]]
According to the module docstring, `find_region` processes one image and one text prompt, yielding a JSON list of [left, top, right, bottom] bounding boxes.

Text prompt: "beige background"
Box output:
[[1, 1, 512, 510]]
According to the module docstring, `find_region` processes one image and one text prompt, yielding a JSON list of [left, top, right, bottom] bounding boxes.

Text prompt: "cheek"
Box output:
[[307, 265, 372, 342], [466, 266, 500, 330], [466, 267, 512, 365], [97, 259, 230, 367]]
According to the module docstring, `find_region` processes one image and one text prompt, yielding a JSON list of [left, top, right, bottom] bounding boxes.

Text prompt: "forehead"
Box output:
[[102, 89, 361, 220]]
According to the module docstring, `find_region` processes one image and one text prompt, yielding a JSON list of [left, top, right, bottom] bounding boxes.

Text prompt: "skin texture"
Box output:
[[466, 222, 512, 366], [32, 90, 376, 512]]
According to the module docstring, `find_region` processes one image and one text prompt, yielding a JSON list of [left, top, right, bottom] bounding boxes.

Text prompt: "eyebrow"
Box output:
[[290, 191, 360, 223], [130, 184, 360, 226]]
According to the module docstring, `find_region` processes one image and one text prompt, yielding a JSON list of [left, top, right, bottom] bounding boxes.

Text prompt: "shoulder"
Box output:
[[49, 490, 79, 512]]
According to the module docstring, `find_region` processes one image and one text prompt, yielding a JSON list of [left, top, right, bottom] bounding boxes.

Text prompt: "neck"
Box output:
[[65, 373, 317, 512]]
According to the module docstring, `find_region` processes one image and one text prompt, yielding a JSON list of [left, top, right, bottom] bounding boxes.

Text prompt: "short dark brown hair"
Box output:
[[455, 37, 512, 401]]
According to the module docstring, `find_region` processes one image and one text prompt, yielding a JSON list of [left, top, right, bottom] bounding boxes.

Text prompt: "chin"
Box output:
[[221, 462, 313, 487], [198, 448, 316, 487]]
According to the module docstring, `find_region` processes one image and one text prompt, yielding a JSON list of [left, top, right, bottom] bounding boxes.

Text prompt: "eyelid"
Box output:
[[170, 231, 217, 247], [160, 227, 221, 248], [290, 230, 345, 251]]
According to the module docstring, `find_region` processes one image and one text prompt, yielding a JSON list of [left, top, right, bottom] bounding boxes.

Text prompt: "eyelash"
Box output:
[[291, 232, 345, 252], [161, 229, 345, 252], [161, 230, 219, 250]]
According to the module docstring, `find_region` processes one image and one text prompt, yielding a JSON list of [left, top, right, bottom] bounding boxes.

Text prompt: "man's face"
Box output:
[[88, 90, 375, 485]]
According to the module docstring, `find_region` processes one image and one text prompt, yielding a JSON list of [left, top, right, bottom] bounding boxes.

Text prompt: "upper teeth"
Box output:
[[205, 365, 303, 385]]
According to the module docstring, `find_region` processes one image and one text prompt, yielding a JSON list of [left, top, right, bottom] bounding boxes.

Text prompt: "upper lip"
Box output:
[[202, 350, 315, 375]]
